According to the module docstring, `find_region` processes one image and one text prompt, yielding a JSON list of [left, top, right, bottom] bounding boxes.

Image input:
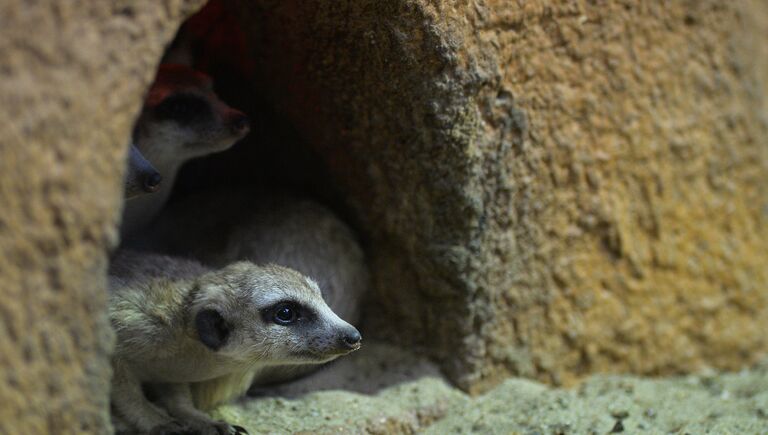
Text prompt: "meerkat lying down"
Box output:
[[108, 250, 361, 435], [135, 191, 369, 388]]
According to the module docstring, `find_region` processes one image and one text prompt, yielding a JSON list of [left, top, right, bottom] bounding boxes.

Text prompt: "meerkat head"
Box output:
[[190, 262, 362, 365], [124, 144, 162, 199], [134, 64, 250, 167]]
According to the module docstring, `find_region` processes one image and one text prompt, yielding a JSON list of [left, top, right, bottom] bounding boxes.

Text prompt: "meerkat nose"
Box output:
[[143, 173, 162, 193], [229, 112, 250, 135], [339, 327, 362, 350]]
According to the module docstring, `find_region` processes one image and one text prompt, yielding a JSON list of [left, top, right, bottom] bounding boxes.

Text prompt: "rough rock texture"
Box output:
[[0, 1, 203, 433], [217, 342, 467, 434], [426, 366, 768, 435], [230, 0, 768, 391], [218, 347, 768, 434], [1, 1, 767, 432]]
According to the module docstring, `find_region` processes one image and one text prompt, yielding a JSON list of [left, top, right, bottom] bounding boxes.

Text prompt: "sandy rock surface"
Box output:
[[216, 343, 768, 434], [1, 1, 766, 432], [226, 0, 768, 391], [0, 1, 204, 432]]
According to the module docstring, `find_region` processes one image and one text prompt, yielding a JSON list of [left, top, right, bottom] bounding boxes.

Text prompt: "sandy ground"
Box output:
[[214, 342, 768, 434]]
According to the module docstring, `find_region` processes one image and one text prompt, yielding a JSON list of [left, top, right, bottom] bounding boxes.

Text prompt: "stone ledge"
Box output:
[[214, 344, 768, 434], [426, 364, 768, 434]]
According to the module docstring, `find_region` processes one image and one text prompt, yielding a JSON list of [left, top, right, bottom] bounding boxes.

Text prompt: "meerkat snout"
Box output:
[[227, 110, 250, 136], [143, 172, 162, 192], [124, 144, 162, 199], [340, 327, 362, 351]]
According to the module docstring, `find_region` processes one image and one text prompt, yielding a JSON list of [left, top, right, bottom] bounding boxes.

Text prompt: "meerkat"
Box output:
[[108, 250, 361, 435], [136, 190, 369, 387], [124, 144, 162, 200], [121, 64, 250, 238], [144, 191, 367, 324]]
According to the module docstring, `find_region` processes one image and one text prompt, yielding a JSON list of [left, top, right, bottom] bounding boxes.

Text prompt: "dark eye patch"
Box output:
[[274, 303, 298, 325], [154, 93, 213, 125], [261, 300, 316, 326]]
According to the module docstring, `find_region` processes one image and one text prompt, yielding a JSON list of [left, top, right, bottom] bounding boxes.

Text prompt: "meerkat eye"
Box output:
[[155, 93, 212, 125], [272, 303, 300, 325]]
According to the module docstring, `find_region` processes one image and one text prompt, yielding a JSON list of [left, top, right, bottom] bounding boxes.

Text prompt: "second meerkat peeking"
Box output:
[[121, 64, 250, 239]]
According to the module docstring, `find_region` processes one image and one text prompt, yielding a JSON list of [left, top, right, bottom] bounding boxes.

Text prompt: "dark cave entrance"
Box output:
[[129, 0, 481, 394], [130, 0, 431, 396], [167, 1, 354, 227]]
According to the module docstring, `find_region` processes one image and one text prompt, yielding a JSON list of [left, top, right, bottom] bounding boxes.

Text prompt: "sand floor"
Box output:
[[214, 342, 768, 434]]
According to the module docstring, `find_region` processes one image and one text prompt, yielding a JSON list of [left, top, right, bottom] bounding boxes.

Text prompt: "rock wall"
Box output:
[[231, 0, 768, 392], [0, 1, 203, 433], [0, 2, 766, 432]]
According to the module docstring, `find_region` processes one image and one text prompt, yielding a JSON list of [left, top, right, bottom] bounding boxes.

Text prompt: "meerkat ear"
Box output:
[[195, 308, 230, 351]]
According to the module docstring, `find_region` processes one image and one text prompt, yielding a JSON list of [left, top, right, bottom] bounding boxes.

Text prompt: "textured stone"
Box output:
[[216, 343, 466, 435], [227, 0, 768, 392], [1, 1, 767, 432], [0, 1, 204, 433], [218, 350, 768, 434], [426, 362, 768, 435]]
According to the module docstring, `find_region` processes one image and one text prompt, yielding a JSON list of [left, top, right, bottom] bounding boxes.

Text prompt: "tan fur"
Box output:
[[191, 369, 259, 412], [131, 190, 369, 388], [108, 250, 360, 434]]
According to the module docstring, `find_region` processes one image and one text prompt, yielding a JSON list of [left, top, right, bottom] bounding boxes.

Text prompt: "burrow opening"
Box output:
[[170, 3, 352, 225], [125, 0, 457, 396]]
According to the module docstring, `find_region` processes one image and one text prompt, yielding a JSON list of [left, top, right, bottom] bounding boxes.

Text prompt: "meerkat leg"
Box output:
[[110, 365, 176, 433], [153, 383, 248, 435], [191, 369, 260, 412]]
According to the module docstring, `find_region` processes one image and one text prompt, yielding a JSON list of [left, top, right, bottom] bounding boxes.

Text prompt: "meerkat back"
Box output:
[[107, 250, 211, 369], [108, 249, 209, 286], [224, 197, 368, 327], [141, 190, 368, 327]]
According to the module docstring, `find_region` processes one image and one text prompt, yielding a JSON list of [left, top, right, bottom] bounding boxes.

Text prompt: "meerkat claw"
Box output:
[[231, 425, 249, 435], [148, 420, 197, 435]]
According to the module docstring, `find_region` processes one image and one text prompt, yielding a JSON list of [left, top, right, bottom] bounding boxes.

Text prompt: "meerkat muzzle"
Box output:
[[337, 327, 362, 352], [228, 112, 250, 136], [143, 172, 162, 193]]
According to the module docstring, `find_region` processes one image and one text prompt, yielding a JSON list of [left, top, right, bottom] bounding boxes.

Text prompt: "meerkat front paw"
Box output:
[[148, 420, 199, 435], [149, 420, 247, 435], [204, 420, 249, 435]]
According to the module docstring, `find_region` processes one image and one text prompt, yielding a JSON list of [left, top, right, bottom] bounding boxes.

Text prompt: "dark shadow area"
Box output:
[[144, 0, 439, 399], [167, 1, 359, 236], [248, 341, 442, 399]]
